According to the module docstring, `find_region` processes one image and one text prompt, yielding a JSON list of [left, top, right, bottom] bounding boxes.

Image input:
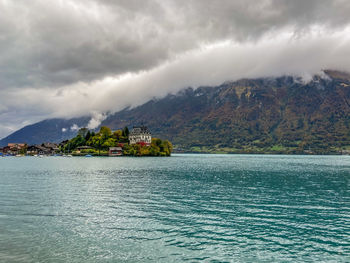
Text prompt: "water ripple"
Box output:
[[0, 154, 349, 262]]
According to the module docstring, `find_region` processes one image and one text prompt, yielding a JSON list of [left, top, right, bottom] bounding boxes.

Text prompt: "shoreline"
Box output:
[[2, 152, 349, 157]]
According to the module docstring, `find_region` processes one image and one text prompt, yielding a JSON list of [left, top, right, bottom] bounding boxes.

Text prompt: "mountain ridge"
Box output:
[[1, 70, 350, 153], [0, 117, 90, 146]]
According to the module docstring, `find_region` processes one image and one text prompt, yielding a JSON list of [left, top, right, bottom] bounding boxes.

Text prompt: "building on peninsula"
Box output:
[[128, 126, 152, 145]]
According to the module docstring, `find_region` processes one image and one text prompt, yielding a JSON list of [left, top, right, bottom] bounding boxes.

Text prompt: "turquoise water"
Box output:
[[0, 154, 349, 262]]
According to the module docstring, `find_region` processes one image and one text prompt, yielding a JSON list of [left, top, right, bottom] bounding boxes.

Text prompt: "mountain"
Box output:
[[1, 70, 350, 153], [0, 117, 89, 146], [101, 70, 350, 153]]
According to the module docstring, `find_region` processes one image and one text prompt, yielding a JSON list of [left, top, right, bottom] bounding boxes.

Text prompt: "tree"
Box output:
[[153, 138, 162, 147], [113, 130, 123, 140], [78, 128, 89, 138], [100, 126, 112, 140], [122, 126, 129, 137], [85, 131, 92, 141], [133, 143, 141, 156], [163, 140, 173, 156], [63, 135, 86, 152], [90, 134, 104, 155], [102, 138, 116, 149]]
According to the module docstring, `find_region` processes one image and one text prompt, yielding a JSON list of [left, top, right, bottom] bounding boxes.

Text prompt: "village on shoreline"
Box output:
[[0, 126, 173, 157]]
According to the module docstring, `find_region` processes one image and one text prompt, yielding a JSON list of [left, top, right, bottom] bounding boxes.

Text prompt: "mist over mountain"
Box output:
[[1, 70, 349, 153]]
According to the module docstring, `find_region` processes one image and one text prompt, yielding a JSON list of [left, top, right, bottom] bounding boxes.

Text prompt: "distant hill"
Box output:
[[0, 117, 89, 146], [1, 70, 350, 153]]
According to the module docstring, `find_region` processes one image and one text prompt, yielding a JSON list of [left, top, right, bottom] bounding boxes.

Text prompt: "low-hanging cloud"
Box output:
[[87, 112, 107, 129], [1, 0, 350, 138]]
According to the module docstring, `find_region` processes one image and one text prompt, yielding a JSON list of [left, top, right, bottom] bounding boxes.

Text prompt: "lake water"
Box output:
[[0, 154, 349, 262]]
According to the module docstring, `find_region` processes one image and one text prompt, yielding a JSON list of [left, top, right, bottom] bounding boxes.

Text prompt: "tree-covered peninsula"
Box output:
[[62, 126, 172, 156]]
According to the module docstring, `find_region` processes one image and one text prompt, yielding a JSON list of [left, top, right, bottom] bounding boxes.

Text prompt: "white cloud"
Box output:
[[62, 128, 67, 132], [87, 112, 107, 130], [1, 26, 350, 126], [70, 124, 79, 131]]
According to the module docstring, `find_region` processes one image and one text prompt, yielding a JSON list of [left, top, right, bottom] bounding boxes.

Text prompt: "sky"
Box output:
[[1, 0, 350, 138]]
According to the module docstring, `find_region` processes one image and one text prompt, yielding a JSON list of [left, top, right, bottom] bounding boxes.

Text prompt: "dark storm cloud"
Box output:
[[1, 0, 350, 137], [1, 0, 350, 88]]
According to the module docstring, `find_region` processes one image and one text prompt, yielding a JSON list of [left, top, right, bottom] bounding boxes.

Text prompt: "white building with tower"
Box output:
[[129, 126, 152, 145]]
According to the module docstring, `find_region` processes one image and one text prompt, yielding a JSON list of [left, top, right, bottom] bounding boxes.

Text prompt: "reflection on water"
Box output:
[[0, 154, 349, 262]]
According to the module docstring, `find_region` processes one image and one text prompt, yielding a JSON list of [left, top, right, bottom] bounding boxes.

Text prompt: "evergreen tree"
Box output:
[[85, 131, 91, 141], [78, 127, 89, 138], [122, 126, 129, 137]]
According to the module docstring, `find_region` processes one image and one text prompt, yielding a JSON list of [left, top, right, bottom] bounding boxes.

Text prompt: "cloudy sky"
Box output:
[[1, 0, 350, 138]]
